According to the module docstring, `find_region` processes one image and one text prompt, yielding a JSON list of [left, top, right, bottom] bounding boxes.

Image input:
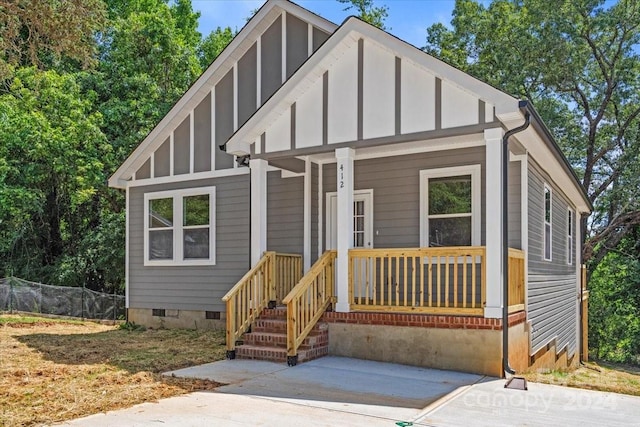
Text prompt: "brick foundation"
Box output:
[[322, 310, 526, 330]]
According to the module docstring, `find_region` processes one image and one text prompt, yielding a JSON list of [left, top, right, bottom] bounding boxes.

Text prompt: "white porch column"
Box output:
[[335, 147, 354, 313], [303, 157, 312, 272], [484, 128, 504, 318], [250, 158, 268, 266]]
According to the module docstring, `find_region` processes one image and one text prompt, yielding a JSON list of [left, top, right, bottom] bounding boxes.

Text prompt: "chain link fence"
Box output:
[[0, 277, 125, 320]]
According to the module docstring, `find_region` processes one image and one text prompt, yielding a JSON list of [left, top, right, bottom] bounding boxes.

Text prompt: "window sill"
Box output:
[[144, 259, 216, 267]]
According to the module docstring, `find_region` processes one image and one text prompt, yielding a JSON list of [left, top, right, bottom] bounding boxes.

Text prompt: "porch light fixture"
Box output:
[[236, 155, 250, 167]]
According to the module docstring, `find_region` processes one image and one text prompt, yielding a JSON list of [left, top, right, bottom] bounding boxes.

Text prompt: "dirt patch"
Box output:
[[0, 314, 226, 426], [523, 360, 640, 397]]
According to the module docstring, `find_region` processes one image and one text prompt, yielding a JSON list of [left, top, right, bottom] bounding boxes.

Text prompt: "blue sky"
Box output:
[[192, 0, 463, 49]]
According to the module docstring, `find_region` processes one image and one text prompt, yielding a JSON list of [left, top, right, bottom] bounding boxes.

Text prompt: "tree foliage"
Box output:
[[0, 0, 106, 77], [0, 0, 234, 292], [338, 0, 389, 30]]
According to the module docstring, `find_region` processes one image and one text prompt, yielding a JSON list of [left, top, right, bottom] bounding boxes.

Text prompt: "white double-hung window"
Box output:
[[420, 165, 481, 247], [144, 187, 216, 266]]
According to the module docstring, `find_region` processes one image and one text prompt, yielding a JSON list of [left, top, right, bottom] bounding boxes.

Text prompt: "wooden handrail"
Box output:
[[283, 250, 337, 363], [222, 251, 303, 356], [222, 252, 276, 354], [349, 247, 486, 315], [508, 248, 525, 312]]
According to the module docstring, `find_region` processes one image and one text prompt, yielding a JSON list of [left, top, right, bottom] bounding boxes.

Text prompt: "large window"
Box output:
[[144, 187, 216, 266], [420, 165, 481, 247], [544, 184, 552, 261], [567, 208, 573, 265]]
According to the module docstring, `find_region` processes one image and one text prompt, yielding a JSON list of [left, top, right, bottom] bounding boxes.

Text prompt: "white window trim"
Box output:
[[567, 207, 573, 265], [144, 186, 216, 266], [543, 184, 552, 261], [419, 165, 481, 248]]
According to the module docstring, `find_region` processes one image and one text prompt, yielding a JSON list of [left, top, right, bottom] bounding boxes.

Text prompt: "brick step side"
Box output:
[[258, 308, 288, 319], [243, 328, 328, 348], [236, 344, 329, 364]]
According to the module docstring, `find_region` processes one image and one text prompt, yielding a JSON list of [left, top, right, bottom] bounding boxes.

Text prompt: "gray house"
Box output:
[[109, 0, 591, 377]]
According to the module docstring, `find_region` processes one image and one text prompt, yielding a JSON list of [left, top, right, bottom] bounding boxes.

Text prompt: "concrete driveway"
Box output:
[[57, 357, 640, 426]]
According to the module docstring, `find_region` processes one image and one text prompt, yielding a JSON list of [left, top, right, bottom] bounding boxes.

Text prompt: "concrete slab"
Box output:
[[416, 378, 640, 427], [56, 357, 640, 427]]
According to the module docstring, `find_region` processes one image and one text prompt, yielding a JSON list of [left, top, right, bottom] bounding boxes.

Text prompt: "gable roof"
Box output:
[[224, 16, 521, 156], [223, 16, 591, 213], [108, 0, 337, 188]]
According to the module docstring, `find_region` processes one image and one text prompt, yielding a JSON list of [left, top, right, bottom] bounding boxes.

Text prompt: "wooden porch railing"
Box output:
[[282, 250, 337, 365], [221, 251, 302, 356], [508, 248, 525, 312], [348, 247, 486, 315], [274, 253, 303, 303]]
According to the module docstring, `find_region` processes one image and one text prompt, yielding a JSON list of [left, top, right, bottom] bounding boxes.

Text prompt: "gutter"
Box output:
[[502, 110, 531, 376]]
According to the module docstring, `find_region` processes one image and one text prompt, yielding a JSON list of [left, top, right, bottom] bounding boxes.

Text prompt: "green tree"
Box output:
[[338, 0, 389, 30], [0, 0, 106, 77], [0, 68, 110, 285], [199, 27, 236, 69]]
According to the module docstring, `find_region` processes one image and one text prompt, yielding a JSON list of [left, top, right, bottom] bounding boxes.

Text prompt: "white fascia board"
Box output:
[[514, 126, 590, 214], [226, 17, 520, 155], [108, 0, 337, 187]]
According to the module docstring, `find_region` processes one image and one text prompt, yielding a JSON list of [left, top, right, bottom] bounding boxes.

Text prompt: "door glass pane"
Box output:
[[429, 175, 472, 215], [149, 198, 173, 228], [184, 228, 210, 259], [429, 217, 471, 246], [355, 200, 364, 216], [184, 194, 209, 226], [354, 231, 364, 247], [149, 229, 173, 259]]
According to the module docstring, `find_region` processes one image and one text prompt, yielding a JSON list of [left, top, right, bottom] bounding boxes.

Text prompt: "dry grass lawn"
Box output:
[[524, 361, 640, 396], [0, 314, 226, 427]]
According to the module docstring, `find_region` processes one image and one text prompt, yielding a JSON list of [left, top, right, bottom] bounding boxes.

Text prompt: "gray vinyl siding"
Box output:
[[267, 171, 304, 255], [193, 93, 212, 173], [508, 160, 521, 249], [174, 116, 190, 175], [311, 163, 319, 262], [214, 69, 235, 170], [135, 17, 335, 179], [238, 43, 257, 125], [286, 13, 308, 79], [322, 147, 487, 248], [261, 16, 282, 103], [313, 27, 330, 51], [155, 138, 170, 177], [137, 158, 151, 180], [527, 157, 578, 356], [128, 175, 250, 312]]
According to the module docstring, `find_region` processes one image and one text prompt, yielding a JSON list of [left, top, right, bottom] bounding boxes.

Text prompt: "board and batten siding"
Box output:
[[133, 11, 331, 182], [267, 171, 304, 255], [256, 38, 497, 156], [321, 147, 489, 249], [527, 158, 578, 356], [128, 175, 249, 312]]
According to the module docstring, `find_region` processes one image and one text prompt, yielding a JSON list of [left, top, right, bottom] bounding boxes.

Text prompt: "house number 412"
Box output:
[[339, 164, 344, 188]]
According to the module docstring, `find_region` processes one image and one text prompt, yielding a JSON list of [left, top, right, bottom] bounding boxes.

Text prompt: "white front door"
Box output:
[[326, 190, 373, 299], [326, 190, 373, 251]]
